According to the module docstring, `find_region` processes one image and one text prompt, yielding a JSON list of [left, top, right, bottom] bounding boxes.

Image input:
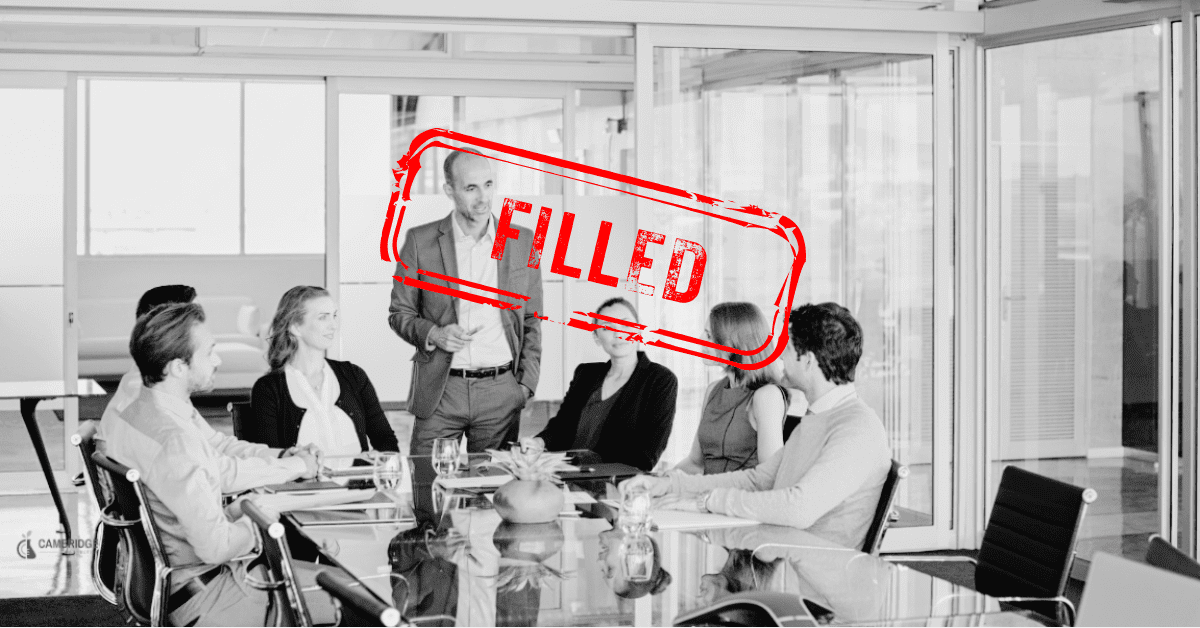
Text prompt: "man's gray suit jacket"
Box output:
[[388, 213, 543, 419]]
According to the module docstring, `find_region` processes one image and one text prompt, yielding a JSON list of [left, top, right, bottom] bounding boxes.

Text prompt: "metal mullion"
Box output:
[[1182, 7, 1199, 557], [239, 80, 245, 255], [1159, 15, 1181, 551]]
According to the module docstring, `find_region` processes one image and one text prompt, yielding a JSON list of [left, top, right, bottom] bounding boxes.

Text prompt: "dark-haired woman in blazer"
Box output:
[[534, 298, 678, 471], [250, 286, 399, 466]]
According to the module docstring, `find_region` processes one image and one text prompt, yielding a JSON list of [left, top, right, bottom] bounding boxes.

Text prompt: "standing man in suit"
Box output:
[[389, 149, 543, 456]]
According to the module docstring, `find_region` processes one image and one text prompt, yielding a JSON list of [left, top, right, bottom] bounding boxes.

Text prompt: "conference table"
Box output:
[[282, 454, 1054, 627]]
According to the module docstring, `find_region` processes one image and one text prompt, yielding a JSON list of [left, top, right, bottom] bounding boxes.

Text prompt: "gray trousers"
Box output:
[[410, 370, 526, 456], [168, 561, 337, 627]]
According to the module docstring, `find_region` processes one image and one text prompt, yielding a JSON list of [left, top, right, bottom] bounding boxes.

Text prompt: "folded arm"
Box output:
[[705, 422, 887, 528]]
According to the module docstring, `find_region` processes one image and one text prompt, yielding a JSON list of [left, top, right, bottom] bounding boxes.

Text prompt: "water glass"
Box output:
[[373, 452, 404, 493], [619, 482, 652, 534], [432, 438, 460, 477], [620, 533, 655, 583]]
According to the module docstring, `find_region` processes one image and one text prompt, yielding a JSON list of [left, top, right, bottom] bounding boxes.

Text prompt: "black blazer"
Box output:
[[250, 359, 400, 453], [536, 352, 677, 471]]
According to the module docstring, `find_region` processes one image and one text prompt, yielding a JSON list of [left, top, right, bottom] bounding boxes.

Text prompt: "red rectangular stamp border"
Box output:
[[379, 128, 806, 370]]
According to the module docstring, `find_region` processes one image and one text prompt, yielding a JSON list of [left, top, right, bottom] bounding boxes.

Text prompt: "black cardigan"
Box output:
[[249, 359, 400, 452], [536, 352, 677, 471]]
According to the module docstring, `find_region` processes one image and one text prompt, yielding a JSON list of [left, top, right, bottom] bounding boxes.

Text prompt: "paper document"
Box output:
[[250, 490, 377, 513], [649, 509, 759, 530], [435, 474, 513, 490]]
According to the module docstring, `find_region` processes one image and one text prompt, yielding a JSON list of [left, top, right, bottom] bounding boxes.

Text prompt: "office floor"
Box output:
[[0, 405, 1165, 599]]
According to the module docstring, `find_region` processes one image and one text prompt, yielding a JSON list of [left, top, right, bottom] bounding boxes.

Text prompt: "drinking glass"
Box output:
[[432, 438, 460, 477], [619, 482, 652, 534], [620, 533, 655, 583], [373, 452, 404, 493]]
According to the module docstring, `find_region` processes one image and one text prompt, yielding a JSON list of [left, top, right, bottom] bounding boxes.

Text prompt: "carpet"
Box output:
[[0, 595, 125, 626]]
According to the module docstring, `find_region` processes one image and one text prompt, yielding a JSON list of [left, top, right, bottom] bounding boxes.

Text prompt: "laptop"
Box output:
[[1076, 551, 1200, 626]]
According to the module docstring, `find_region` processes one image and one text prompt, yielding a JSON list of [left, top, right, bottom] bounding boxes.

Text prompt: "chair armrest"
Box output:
[[883, 554, 978, 565], [991, 595, 1076, 624]]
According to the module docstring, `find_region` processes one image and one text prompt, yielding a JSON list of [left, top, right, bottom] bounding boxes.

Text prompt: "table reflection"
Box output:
[[284, 452, 1052, 627]]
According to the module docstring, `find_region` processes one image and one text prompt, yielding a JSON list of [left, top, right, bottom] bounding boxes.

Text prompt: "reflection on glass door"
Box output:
[[987, 26, 1164, 561], [650, 48, 936, 526]]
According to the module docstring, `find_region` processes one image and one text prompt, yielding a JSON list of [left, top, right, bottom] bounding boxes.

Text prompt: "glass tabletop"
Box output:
[[284, 453, 1055, 627]]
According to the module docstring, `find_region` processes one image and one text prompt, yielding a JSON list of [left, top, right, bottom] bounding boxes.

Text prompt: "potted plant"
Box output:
[[478, 438, 576, 524]]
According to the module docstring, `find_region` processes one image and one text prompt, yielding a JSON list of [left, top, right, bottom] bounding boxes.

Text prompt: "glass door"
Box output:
[[985, 24, 1171, 561], [637, 26, 956, 551]]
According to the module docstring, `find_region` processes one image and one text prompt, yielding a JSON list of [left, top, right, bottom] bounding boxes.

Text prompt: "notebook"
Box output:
[[1076, 551, 1200, 627]]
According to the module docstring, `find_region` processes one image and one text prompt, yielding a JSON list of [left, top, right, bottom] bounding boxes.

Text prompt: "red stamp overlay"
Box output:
[[380, 129, 806, 370]]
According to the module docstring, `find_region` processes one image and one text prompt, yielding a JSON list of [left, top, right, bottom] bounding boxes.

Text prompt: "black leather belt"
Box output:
[[448, 362, 513, 379], [168, 566, 224, 613]]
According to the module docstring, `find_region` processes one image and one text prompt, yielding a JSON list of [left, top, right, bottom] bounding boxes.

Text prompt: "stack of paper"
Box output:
[[434, 474, 513, 490], [251, 489, 377, 513]]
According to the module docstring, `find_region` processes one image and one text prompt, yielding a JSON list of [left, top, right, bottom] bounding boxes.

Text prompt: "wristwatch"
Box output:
[[697, 491, 711, 513]]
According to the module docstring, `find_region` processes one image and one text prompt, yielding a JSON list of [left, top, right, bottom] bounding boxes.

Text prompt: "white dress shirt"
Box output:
[[440, 214, 513, 370], [103, 387, 307, 583], [286, 362, 362, 469]]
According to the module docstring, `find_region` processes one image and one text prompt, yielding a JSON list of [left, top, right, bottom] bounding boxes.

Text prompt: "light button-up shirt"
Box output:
[[102, 387, 307, 584], [440, 214, 513, 370]]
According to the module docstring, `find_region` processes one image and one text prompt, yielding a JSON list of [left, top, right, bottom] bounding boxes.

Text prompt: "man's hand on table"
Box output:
[[290, 447, 321, 479]]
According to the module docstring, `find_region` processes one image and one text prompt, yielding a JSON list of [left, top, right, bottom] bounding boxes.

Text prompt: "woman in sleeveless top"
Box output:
[[675, 302, 789, 475]]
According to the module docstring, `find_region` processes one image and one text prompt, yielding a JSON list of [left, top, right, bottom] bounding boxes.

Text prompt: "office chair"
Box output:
[[228, 401, 255, 442], [782, 415, 802, 442], [1145, 534, 1200, 581], [92, 451, 255, 626], [887, 465, 1096, 625], [241, 500, 313, 627], [315, 569, 402, 627], [861, 459, 909, 555], [72, 422, 119, 606]]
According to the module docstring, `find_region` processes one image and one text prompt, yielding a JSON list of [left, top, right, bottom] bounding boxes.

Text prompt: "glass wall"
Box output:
[[986, 26, 1164, 560], [81, 78, 325, 255], [650, 48, 936, 523]]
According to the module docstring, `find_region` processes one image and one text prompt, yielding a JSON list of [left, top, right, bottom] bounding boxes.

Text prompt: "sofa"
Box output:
[[78, 295, 270, 390]]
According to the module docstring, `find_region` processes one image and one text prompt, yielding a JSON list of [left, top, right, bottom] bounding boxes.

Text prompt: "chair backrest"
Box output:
[[861, 460, 908, 555], [1146, 534, 1200, 581], [73, 423, 119, 605], [782, 415, 802, 443], [242, 500, 313, 627], [1076, 551, 1200, 627], [229, 401, 255, 442], [91, 451, 159, 626], [315, 570, 401, 627], [975, 465, 1096, 599]]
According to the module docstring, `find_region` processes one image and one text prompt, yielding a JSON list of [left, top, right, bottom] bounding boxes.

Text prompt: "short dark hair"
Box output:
[[788, 302, 862, 385], [443, 148, 486, 187], [135, 285, 197, 319], [130, 302, 206, 386]]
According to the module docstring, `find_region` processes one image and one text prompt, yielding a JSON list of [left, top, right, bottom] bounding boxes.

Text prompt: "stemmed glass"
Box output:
[[619, 482, 653, 535], [432, 438, 460, 478], [373, 452, 405, 493]]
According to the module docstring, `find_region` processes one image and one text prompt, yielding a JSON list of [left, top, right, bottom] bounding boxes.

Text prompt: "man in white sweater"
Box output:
[[627, 302, 891, 549]]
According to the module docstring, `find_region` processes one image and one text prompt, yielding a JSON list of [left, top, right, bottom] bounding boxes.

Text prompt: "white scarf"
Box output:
[[285, 361, 362, 470]]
